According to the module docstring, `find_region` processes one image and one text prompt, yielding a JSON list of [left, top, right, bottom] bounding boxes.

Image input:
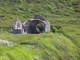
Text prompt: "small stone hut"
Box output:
[[11, 17, 24, 34], [11, 15, 50, 34]]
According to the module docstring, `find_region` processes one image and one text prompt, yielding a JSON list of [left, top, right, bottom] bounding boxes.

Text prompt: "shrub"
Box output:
[[51, 27, 58, 33]]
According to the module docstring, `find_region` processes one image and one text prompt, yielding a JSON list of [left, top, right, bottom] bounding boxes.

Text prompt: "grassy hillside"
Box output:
[[0, 0, 80, 60], [0, 0, 80, 27], [0, 33, 80, 60], [0, 46, 34, 60]]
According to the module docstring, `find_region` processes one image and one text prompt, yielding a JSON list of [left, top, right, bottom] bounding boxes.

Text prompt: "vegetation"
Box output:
[[0, 33, 80, 60], [0, 46, 34, 60], [0, 0, 80, 60]]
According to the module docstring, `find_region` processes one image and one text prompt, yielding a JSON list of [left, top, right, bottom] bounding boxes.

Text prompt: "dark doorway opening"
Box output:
[[29, 20, 45, 34]]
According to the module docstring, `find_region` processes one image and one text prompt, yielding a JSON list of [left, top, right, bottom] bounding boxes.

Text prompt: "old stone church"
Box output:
[[11, 15, 50, 34]]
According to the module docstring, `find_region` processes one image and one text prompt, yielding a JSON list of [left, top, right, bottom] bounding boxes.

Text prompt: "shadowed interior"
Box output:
[[29, 20, 45, 34]]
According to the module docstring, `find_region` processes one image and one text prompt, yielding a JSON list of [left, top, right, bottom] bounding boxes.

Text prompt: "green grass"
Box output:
[[0, 0, 80, 27], [0, 33, 80, 60], [59, 25, 80, 48], [0, 46, 34, 60], [0, 0, 80, 60]]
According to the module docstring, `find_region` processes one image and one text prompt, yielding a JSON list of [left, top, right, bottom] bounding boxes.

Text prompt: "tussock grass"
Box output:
[[0, 46, 34, 60], [0, 0, 80, 60], [0, 33, 80, 60]]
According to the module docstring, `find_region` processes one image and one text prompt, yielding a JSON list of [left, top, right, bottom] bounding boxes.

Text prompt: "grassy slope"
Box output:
[[0, 0, 80, 60], [0, 46, 34, 60], [0, 0, 80, 27], [0, 33, 80, 60]]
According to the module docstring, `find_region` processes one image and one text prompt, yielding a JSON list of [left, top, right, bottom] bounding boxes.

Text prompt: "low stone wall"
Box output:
[[20, 42, 39, 47]]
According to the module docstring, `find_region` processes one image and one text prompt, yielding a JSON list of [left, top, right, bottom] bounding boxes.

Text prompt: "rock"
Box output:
[[11, 17, 24, 34], [44, 21, 50, 32], [0, 39, 14, 46], [11, 15, 50, 34], [34, 15, 47, 21], [33, 56, 39, 60], [23, 19, 45, 34], [20, 42, 39, 47], [23, 20, 32, 34]]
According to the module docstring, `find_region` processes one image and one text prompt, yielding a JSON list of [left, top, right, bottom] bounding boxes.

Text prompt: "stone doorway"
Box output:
[[29, 20, 45, 34]]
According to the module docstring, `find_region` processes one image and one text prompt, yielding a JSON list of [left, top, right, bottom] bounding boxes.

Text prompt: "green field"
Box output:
[[0, 0, 80, 60]]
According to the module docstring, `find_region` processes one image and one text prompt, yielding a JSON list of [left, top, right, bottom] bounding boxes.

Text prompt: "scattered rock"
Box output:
[[0, 39, 14, 46]]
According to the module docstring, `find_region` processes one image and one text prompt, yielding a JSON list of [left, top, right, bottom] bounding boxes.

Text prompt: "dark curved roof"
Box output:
[[34, 15, 47, 21]]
